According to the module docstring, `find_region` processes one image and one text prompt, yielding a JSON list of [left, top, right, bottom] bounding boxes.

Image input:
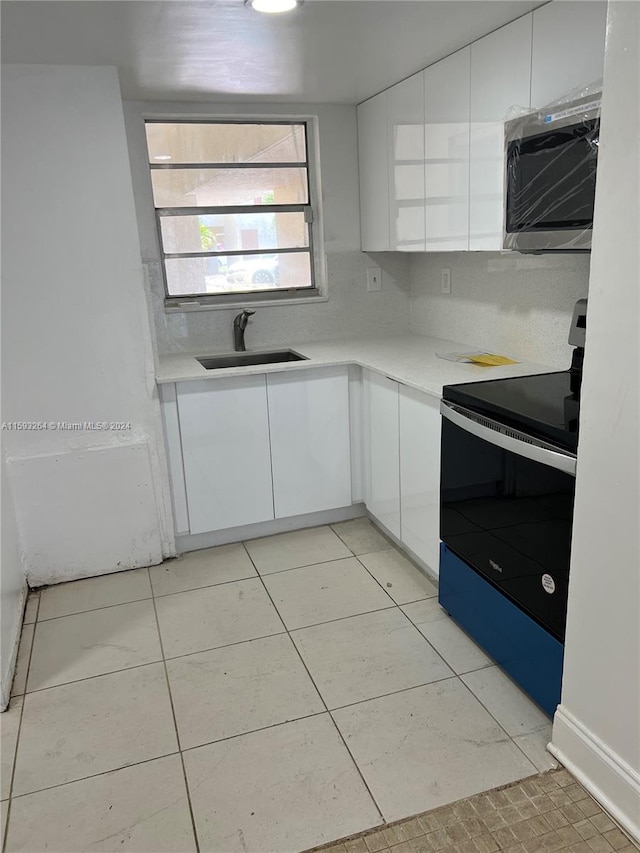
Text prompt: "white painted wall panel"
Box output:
[[8, 444, 163, 587], [551, 3, 640, 840], [1, 65, 171, 582], [1, 457, 26, 709]]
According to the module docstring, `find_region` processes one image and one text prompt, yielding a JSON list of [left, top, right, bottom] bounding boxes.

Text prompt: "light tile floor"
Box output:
[[2, 520, 560, 853]]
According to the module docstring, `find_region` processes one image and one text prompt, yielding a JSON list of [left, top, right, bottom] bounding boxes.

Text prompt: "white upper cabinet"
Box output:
[[469, 15, 532, 251], [424, 47, 471, 251], [356, 1, 607, 254], [177, 376, 274, 534], [387, 72, 426, 251], [267, 367, 352, 519], [531, 1, 607, 107], [358, 92, 390, 252]]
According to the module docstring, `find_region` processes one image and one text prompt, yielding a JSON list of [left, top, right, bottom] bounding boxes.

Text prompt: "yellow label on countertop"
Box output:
[[436, 351, 521, 366], [466, 353, 520, 366]]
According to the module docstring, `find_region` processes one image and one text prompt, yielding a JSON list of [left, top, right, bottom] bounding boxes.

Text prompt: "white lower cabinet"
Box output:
[[267, 367, 352, 518], [399, 386, 441, 573], [363, 371, 441, 574], [172, 367, 352, 535], [176, 376, 274, 535], [166, 367, 440, 571], [363, 371, 401, 539]]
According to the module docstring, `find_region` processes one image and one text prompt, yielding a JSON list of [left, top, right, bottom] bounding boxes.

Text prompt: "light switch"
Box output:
[[367, 267, 382, 292]]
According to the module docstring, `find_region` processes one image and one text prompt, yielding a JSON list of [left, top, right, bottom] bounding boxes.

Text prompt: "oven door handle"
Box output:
[[441, 401, 577, 477]]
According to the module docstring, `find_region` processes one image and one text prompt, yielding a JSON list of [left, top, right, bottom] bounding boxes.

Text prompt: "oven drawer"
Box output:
[[439, 543, 564, 716]]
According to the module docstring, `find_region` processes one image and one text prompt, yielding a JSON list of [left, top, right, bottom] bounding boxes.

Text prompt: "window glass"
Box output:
[[145, 121, 316, 300]]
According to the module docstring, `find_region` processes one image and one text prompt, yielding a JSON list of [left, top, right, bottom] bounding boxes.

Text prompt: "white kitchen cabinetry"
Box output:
[[387, 72, 425, 251], [363, 371, 441, 573], [469, 15, 532, 250], [176, 376, 274, 535], [172, 367, 352, 536], [424, 47, 471, 251], [399, 386, 441, 573], [531, 2, 607, 108], [267, 367, 351, 518], [363, 371, 400, 539], [357, 92, 390, 251]]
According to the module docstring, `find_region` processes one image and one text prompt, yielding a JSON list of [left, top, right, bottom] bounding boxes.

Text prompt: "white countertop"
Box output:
[[156, 334, 558, 398]]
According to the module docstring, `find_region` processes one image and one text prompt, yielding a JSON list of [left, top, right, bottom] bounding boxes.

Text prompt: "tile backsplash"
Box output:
[[409, 253, 591, 368], [149, 251, 411, 355]]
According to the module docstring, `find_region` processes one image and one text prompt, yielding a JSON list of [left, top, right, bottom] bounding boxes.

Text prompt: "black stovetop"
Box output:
[[442, 371, 579, 453]]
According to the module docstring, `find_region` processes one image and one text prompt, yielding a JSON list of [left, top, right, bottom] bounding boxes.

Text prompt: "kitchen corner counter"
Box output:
[[156, 334, 558, 398]]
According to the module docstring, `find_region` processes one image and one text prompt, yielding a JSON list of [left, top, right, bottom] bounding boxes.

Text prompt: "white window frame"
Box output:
[[143, 116, 327, 312]]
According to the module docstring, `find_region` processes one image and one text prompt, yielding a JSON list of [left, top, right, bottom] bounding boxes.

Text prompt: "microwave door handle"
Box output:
[[440, 401, 577, 477]]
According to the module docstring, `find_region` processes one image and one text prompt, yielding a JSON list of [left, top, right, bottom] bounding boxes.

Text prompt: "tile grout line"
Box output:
[[148, 566, 201, 853], [242, 540, 388, 828], [251, 553, 358, 579], [6, 752, 185, 802], [455, 675, 553, 774], [399, 602, 495, 682], [4, 591, 41, 853], [35, 594, 162, 623]]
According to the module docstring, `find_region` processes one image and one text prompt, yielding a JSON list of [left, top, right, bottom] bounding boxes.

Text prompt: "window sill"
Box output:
[[165, 294, 329, 313]]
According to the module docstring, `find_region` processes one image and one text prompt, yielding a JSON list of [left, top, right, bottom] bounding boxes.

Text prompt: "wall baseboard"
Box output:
[[550, 705, 640, 844], [175, 503, 366, 553], [1, 582, 28, 711]]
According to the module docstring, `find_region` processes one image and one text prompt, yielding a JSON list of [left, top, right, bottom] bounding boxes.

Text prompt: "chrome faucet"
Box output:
[[233, 309, 255, 352]]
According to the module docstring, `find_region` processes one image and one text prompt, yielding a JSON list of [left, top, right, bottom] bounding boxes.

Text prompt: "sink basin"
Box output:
[[196, 349, 308, 370]]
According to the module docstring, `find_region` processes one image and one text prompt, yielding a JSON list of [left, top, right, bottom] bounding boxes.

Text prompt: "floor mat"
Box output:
[[311, 769, 639, 853]]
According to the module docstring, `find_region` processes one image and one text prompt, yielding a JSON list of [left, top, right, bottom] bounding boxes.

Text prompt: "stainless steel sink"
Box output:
[[196, 349, 308, 370]]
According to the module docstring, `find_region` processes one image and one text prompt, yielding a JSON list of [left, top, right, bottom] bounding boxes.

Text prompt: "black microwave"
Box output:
[[503, 94, 600, 252]]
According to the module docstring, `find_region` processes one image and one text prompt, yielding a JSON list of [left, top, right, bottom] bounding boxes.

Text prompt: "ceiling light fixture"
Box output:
[[245, 0, 300, 14]]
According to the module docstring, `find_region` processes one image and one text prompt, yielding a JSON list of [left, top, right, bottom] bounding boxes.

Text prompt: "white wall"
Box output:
[[1, 457, 27, 709], [409, 252, 590, 367], [123, 100, 411, 354], [1, 65, 173, 586], [549, 1, 640, 840]]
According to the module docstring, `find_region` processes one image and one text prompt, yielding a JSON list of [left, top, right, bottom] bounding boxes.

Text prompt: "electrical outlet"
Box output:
[[367, 267, 382, 292], [441, 268, 452, 294]]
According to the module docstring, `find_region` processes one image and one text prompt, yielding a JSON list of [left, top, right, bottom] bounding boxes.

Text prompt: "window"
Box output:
[[144, 120, 318, 306]]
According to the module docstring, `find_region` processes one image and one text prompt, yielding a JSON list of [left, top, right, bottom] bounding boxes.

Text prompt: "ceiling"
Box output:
[[1, 0, 545, 104]]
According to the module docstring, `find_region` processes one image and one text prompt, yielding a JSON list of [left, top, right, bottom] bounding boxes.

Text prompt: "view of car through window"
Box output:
[[145, 121, 316, 300]]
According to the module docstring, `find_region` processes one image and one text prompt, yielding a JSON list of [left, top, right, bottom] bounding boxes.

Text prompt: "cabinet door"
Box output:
[[387, 73, 425, 251], [399, 386, 441, 574], [531, 1, 607, 107], [424, 47, 470, 251], [177, 377, 274, 534], [363, 371, 400, 538], [469, 15, 532, 250], [357, 93, 390, 251], [267, 367, 352, 518]]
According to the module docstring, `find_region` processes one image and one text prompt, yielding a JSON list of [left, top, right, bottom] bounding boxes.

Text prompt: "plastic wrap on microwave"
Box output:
[[503, 83, 602, 252]]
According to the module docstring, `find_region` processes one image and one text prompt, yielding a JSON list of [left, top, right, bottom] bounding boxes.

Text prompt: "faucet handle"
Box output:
[[243, 309, 256, 317]]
